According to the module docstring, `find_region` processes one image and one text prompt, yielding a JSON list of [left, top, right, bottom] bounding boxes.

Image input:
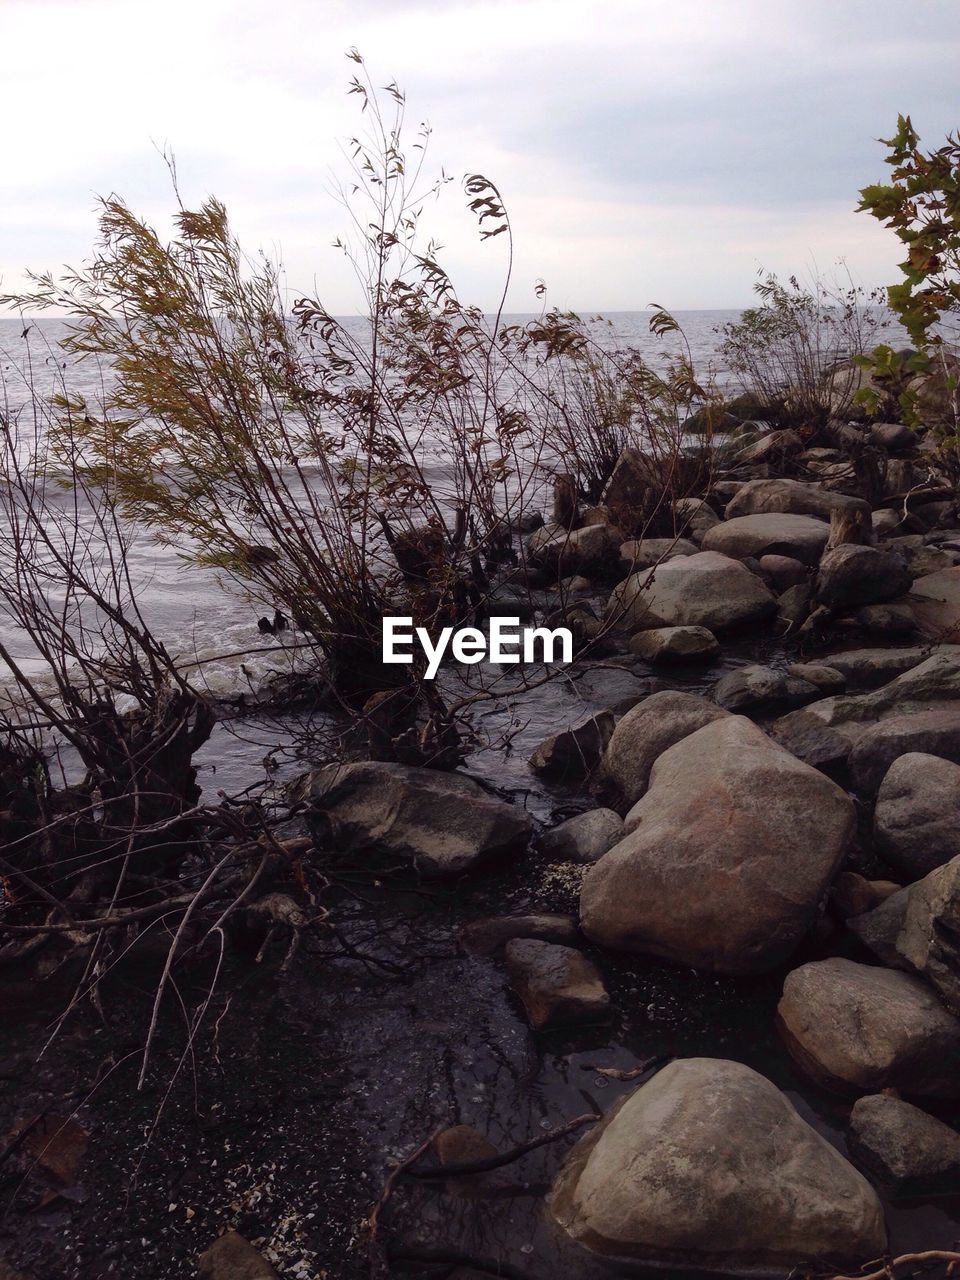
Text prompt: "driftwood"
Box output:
[[826, 504, 872, 549], [817, 1250, 960, 1280]]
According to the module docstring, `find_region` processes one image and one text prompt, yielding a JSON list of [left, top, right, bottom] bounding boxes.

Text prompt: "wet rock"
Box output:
[[849, 1093, 960, 1191], [895, 855, 960, 1015], [777, 958, 960, 1097], [725, 477, 870, 523], [298, 762, 532, 876], [759, 552, 808, 591], [769, 711, 852, 773], [831, 872, 902, 920], [821, 646, 960, 689], [583, 716, 854, 974], [627, 625, 719, 663], [458, 913, 579, 956], [816, 545, 912, 611], [777, 581, 812, 631], [672, 496, 720, 542], [703, 512, 831, 566], [8, 1114, 88, 1187], [198, 1232, 279, 1280], [531, 522, 622, 575], [786, 662, 846, 693], [529, 710, 615, 781], [432, 1125, 500, 1196], [597, 690, 729, 810], [849, 707, 960, 793], [540, 809, 624, 863], [712, 664, 819, 715], [549, 1057, 885, 1272], [504, 938, 610, 1028], [908, 566, 960, 640], [618, 536, 698, 568], [848, 890, 911, 967], [875, 753, 960, 879], [851, 601, 916, 634], [608, 550, 776, 634]]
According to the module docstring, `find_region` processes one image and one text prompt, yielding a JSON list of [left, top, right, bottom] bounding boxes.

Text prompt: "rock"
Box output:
[[568, 667, 669, 716], [777, 581, 812, 630], [874, 753, 960, 879], [786, 662, 846, 693], [849, 707, 960, 793], [848, 890, 911, 967], [198, 1232, 279, 1280], [703, 513, 831, 567], [618, 536, 698, 568], [909, 566, 960, 641], [601, 447, 704, 535], [831, 871, 902, 920], [582, 716, 854, 973], [852, 602, 916, 634], [777, 958, 960, 1097], [597, 691, 729, 810], [870, 421, 915, 450], [504, 939, 610, 1028], [298, 762, 532, 876], [848, 1093, 960, 1190], [531, 522, 621, 574], [608, 550, 777, 634], [529, 710, 615, 782], [899, 543, 959, 579], [627, 625, 719, 663], [759, 553, 808, 591], [895, 855, 960, 1015], [816, 545, 912, 611], [549, 1057, 886, 1272], [822, 646, 960, 689], [736, 427, 803, 464], [540, 809, 624, 863], [432, 1125, 500, 1196], [558, 574, 593, 594], [672, 496, 720, 542], [712, 664, 820, 715], [725, 477, 871, 524], [769, 711, 852, 773], [873, 508, 908, 536], [458, 913, 579, 956], [7, 1114, 88, 1186], [774, 653, 960, 751]]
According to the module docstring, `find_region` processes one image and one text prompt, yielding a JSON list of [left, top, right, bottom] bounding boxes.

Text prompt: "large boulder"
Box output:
[[297, 762, 531, 876], [895, 855, 960, 1015], [712, 664, 819, 715], [725, 478, 871, 523], [849, 707, 960, 793], [702, 513, 831, 566], [909, 566, 960, 641], [597, 691, 729, 810], [607, 550, 777, 633], [581, 716, 854, 974], [816, 545, 912, 611], [874, 753, 960, 879], [848, 1093, 960, 1191], [548, 1057, 886, 1273], [777, 958, 960, 1097]]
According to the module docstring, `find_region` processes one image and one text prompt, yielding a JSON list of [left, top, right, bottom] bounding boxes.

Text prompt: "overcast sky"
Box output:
[[1, 0, 959, 313]]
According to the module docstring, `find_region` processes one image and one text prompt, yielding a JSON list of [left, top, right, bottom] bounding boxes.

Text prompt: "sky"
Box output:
[[1, 0, 959, 314]]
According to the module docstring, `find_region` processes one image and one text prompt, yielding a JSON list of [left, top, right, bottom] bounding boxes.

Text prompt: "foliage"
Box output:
[[718, 271, 891, 427], [856, 115, 960, 451]]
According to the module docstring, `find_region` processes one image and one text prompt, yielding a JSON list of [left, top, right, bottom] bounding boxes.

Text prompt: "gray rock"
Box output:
[[777, 581, 812, 630], [849, 707, 960, 792], [529, 710, 615, 781], [873, 508, 908, 536], [759, 553, 808, 591], [769, 711, 852, 773], [736, 428, 804, 464], [673, 496, 720, 542], [816, 545, 912, 611], [848, 1093, 960, 1189], [875, 753, 960, 879], [531, 522, 621, 574], [908, 566, 960, 641], [540, 809, 624, 864], [549, 1057, 886, 1272], [298, 761, 532, 876], [777, 958, 960, 1097], [895, 855, 960, 1015], [822, 646, 960, 689], [787, 662, 846, 693], [725, 477, 871, 523], [568, 667, 668, 716], [848, 890, 911, 967], [618, 537, 698, 568], [597, 690, 729, 810], [608, 550, 777, 633], [432, 1125, 501, 1196], [198, 1232, 279, 1280], [627, 625, 719, 663], [870, 421, 915, 450], [703, 513, 831, 567], [582, 716, 854, 974], [713, 664, 820, 715], [831, 871, 902, 920], [504, 939, 610, 1029], [852, 602, 916, 634], [458, 913, 580, 956]]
